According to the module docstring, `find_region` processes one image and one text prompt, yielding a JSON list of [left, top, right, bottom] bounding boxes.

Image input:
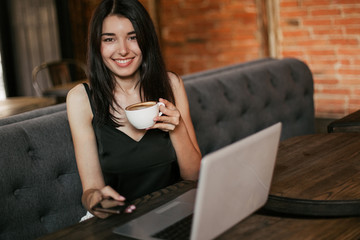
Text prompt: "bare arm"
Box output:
[[152, 73, 202, 180], [66, 84, 127, 218]]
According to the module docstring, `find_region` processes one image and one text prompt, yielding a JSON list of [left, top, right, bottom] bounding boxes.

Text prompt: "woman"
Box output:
[[67, 0, 201, 219]]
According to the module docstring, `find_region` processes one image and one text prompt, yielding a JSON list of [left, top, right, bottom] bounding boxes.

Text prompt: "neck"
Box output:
[[114, 74, 141, 95]]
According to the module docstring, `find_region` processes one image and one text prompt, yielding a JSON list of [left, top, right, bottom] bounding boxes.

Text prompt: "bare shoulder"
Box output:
[[167, 72, 184, 90], [67, 84, 88, 106], [66, 83, 92, 119], [167, 71, 190, 110]]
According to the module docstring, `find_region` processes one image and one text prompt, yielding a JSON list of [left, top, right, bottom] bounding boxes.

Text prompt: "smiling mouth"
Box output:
[[115, 59, 132, 64]]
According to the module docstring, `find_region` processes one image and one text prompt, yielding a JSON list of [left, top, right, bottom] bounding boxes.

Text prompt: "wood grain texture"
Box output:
[[0, 97, 56, 118], [270, 133, 360, 201], [264, 133, 360, 216], [217, 213, 360, 240]]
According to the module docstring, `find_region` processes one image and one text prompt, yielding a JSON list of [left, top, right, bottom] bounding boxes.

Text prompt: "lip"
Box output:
[[114, 58, 134, 67]]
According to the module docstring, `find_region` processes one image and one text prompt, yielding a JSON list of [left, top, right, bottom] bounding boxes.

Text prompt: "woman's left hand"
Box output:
[[150, 98, 180, 132]]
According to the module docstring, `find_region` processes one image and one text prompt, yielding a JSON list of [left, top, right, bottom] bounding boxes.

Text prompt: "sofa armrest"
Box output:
[[327, 109, 360, 133]]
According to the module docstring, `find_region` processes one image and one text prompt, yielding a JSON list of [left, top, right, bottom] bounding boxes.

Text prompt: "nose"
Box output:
[[117, 39, 129, 56]]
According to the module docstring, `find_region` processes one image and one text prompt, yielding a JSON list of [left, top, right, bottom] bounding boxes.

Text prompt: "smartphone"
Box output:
[[92, 198, 130, 214]]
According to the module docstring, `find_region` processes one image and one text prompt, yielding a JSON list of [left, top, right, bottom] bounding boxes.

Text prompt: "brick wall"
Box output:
[[161, 0, 264, 74], [140, 0, 264, 74], [278, 0, 360, 118], [138, 0, 360, 119]]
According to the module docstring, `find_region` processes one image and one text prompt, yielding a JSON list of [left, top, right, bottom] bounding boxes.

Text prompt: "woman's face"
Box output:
[[100, 15, 142, 82]]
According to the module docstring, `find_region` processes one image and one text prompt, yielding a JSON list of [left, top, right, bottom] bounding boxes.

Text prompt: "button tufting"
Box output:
[[27, 146, 35, 158], [215, 115, 222, 125], [246, 82, 254, 95], [285, 92, 292, 101], [264, 99, 271, 107], [223, 91, 232, 102], [27, 144, 33, 151], [13, 189, 20, 196], [270, 77, 277, 88], [241, 107, 248, 116]]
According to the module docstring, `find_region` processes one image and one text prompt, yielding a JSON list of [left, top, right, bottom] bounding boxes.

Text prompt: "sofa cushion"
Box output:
[[0, 111, 85, 240]]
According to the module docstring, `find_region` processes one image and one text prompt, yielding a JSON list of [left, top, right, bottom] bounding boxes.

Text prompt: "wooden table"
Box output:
[[38, 133, 360, 240], [327, 109, 360, 133], [265, 133, 360, 217], [0, 97, 56, 118]]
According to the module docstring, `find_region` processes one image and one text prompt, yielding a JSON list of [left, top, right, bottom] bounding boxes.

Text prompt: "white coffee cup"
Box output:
[[125, 101, 164, 129]]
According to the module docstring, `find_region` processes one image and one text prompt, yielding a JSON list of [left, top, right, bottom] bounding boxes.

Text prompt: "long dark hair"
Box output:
[[87, 0, 174, 126]]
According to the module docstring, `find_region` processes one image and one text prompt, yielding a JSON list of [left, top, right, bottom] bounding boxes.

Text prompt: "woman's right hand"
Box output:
[[82, 186, 135, 219]]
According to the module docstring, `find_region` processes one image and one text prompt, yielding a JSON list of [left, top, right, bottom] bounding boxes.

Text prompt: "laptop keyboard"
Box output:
[[152, 214, 193, 240]]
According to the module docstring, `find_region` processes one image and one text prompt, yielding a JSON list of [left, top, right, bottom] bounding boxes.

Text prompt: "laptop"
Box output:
[[113, 122, 282, 240]]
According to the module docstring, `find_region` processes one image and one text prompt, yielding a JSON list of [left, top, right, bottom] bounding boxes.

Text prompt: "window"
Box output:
[[0, 53, 5, 100]]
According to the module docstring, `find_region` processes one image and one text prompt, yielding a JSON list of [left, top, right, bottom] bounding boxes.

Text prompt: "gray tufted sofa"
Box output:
[[185, 57, 314, 155], [0, 57, 314, 240]]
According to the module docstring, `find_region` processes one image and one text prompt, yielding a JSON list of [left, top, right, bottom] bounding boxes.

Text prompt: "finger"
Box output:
[[159, 98, 176, 110], [152, 122, 175, 132], [100, 186, 126, 202], [87, 191, 111, 219], [158, 98, 169, 105], [93, 210, 111, 219], [100, 199, 127, 208], [155, 114, 180, 126], [158, 107, 176, 118], [153, 113, 180, 131], [124, 204, 136, 213], [155, 105, 180, 119]]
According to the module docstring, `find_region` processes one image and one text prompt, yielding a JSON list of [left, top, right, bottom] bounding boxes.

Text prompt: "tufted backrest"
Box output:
[[185, 58, 314, 155], [0, 111, 85, 240]]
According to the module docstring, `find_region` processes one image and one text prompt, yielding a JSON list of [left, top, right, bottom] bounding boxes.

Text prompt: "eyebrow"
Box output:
[[101, 33, 115, 36], [101, 31, 136, 36]]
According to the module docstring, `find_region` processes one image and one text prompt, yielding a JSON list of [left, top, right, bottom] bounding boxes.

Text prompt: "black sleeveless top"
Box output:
[[83, 83, 180, 201]]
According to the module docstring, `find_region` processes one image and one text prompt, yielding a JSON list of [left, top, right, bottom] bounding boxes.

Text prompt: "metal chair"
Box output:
[[32, 59, 87, 97]]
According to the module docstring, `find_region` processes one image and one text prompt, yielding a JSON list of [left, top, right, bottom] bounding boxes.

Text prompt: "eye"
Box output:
[[129, 35, 137, 41], [103, 37, 114, 42]]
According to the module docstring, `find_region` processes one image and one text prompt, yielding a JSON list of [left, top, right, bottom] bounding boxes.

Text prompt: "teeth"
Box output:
[[116, 59, 131, 64]]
